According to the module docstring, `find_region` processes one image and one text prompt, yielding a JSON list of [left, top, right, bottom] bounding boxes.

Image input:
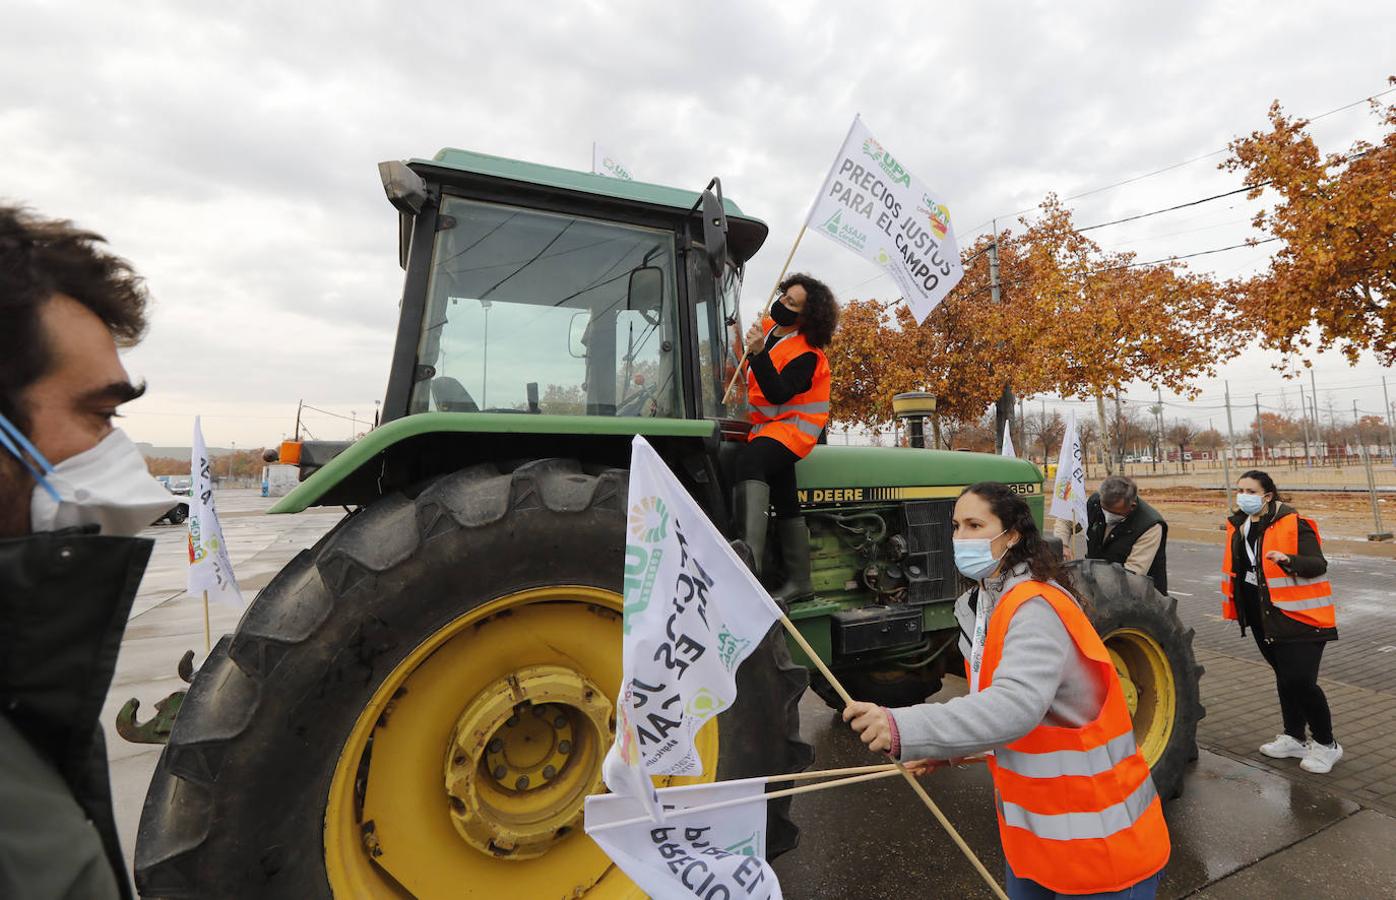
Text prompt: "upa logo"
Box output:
[[919, 195, 951, 239], [860, 136, 912, 187], [716, 625, 751, 671], [629, 495, 669, 543], [602, 157, 634, 181]]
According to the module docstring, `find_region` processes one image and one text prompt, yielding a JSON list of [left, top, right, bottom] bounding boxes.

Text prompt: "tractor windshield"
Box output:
[[688, 252, 748, 418], [410, 197, 681, 417]]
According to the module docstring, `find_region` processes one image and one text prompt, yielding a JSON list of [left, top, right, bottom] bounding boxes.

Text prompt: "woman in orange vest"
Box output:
[[845, 482, 1169, 899], [1223, 470, 1341, 774], [734, 273, 837, 603]]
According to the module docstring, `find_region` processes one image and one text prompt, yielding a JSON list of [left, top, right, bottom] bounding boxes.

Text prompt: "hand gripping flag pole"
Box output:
[[778, 616, 1011, 900]]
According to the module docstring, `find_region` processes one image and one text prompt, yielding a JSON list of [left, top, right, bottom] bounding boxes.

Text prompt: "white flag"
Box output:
[[187, 418, 243, 606], [604, 437, 783, 805], [1001, 422, 1016, 458], [593, 142, 636, 181], [806, 116, 964, 324], [585, 778, 782, 900], [1050, 412, 1087, 528]]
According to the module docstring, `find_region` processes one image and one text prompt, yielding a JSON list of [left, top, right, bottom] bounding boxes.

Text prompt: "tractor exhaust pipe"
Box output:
[[892, 392, 937, 449]]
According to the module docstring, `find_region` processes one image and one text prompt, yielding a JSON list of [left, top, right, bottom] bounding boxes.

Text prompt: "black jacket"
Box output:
[[1226, 503, 1335, 643], [0, 529, 151, 899], [1084, 493, 1169, 593]]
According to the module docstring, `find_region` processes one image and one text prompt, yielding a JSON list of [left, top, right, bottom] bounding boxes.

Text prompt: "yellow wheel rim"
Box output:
[[324, 586, 718, 898], [1105, 628, 1175, 766]]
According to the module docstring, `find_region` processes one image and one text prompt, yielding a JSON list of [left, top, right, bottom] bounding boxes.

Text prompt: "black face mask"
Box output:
[[770, 299, 799, 327]]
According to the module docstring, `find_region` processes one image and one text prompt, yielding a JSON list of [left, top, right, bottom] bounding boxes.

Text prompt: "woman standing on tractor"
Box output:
[[1223, 470, 1342, 774], [845, 483, 1170, 899], [733, 273, 838, 604]]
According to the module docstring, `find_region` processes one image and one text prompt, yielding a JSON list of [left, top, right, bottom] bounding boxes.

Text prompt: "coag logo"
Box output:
[[921, 196, 951, 239], [629, 495, 669, 543]]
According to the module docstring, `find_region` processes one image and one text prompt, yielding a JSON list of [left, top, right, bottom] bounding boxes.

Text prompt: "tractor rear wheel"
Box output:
[[134, 458, 812, 899], [1070, 558, 1205, 800]]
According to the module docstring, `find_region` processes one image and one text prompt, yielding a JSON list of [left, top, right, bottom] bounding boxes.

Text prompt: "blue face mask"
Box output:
[[1237, 493, 1266, 516], [953, 530, 1008, 581]]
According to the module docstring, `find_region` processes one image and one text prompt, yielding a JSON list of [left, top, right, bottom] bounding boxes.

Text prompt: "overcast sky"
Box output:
[[4, 1, 1393, 448]]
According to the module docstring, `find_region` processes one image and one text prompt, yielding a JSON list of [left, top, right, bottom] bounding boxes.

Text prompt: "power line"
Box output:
[[962, 84, 1396, 237], [1076, 184, 1265, 233]]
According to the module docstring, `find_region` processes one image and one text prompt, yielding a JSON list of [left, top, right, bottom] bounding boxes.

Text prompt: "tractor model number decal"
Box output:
[[797, 482, 1041, 505]]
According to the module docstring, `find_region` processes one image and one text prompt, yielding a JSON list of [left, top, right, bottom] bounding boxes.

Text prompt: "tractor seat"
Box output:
[[431, 376, 480, 413]]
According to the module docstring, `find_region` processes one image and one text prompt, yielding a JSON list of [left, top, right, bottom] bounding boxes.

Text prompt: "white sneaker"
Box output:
[[1300, 741, 1344, 774], [1259, 734, 1309, 759]]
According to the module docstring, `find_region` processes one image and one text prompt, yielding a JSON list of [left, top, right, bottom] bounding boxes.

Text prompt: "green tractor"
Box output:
[[133, 150, 1203, 899]]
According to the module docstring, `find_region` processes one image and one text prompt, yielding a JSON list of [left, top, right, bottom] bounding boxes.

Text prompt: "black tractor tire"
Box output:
[[1069, 558, 1205, 801], [134, 458, 812, 899], [166, 504, 188, 526]]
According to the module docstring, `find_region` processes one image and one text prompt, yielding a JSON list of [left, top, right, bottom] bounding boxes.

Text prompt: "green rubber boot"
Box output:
[[733, 480, 770, 577], [772, 516, 814, 604]]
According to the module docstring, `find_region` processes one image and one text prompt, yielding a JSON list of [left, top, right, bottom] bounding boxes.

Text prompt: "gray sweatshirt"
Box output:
[[889, 563, 1107, 760]]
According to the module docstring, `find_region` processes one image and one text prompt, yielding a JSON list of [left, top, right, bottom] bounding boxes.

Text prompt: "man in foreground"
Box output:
[[0, 206, 173, 898]]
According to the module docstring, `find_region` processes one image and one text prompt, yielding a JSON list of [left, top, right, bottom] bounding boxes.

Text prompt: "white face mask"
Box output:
[[1103, 508, 1127, 525], [5, 421, 175, 537]]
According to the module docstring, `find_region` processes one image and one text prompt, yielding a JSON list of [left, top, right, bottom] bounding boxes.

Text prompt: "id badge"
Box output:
[[1244, 570, 1258, 586]]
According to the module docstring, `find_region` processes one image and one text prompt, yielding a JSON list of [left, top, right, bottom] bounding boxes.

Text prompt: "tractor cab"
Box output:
[[379, 150, 768, 428]]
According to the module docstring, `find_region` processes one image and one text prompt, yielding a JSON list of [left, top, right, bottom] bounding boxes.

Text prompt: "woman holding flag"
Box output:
[[845, 482, 1170, 899], [733, 272, 838, 604]]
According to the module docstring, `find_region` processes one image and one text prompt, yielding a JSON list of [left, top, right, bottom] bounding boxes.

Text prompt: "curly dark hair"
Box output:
[[779, 272, 838, 348], [0, 205, 149, 430], [961, 481, 1089, 610]]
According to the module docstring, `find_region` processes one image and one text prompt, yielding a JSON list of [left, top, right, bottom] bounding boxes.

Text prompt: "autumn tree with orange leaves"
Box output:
[[1225, 81, 1396, 364]]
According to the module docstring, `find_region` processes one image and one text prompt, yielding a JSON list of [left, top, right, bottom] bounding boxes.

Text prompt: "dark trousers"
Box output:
[[735, 437, 801, 519], [1241, 585, 1335, 745]]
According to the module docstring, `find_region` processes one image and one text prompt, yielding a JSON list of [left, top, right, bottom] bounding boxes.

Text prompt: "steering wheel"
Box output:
[[616, 382, 660, 417]]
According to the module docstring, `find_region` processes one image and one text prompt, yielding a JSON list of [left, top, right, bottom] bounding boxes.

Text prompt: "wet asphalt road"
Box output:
[[769, 539, 1396, 899]]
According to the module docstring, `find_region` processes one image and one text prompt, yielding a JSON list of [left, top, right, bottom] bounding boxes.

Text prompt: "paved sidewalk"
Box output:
[[1196, 647, 1396, 816]]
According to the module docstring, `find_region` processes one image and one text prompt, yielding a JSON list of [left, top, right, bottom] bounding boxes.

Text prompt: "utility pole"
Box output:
[[990, 220, 1014, 454], [1356, 399, 1392, 540], [1114, 394, 1125, 472], [1223, 382, 1237, 510], [1310, 367, 1321, 463], [1255, 394, 1266, 464], [1384, 376, 1396, 464], [1298, 384, 1312, 467], [1153, 387, 1163, 474]]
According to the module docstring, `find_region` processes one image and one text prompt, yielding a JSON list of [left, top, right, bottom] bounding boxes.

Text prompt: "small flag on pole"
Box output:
[[593, 142, 636, 181], [805, 116, 964, 324], [188, 417, 243, 607], [1001, 422, 1016, 458], [1050, 411, 1087, 530], [603, 437, 784, 817], [585, 777, 783, 900]]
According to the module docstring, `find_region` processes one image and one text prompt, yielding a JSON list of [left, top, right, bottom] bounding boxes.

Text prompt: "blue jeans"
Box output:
[[1006, 866, 1161, 899]]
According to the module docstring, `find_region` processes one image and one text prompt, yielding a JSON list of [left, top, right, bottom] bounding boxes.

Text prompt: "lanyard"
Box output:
[[969, 586, 992, 694], [1242, 519, 1261, 585]]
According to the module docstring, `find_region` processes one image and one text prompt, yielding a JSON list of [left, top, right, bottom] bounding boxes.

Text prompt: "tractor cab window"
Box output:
[[411, 198, 681, 418], [690, 252, 748, 419]]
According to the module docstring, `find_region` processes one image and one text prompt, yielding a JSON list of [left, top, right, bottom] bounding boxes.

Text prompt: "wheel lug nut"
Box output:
[[493, 765, 507, 780], [515, 775, 530, 790], [554, 715, 567, 728], [543, 765, 557, 780], [558, 740, 572, 754], [487, 738, 503, 754]]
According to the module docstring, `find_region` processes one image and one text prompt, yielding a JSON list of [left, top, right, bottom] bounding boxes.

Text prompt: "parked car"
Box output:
[[153, 475, 192, 525]]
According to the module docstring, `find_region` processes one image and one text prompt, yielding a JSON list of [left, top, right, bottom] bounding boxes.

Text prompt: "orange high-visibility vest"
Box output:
[[746, 317, 831, 458], [980, 580, 1170, 894], [1221, 513, 1335, 629]]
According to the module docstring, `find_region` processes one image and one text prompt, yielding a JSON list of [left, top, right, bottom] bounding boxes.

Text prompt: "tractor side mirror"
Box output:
[[627, 266, 664, 322], [700, 185, 729, 278], [568, 311, 592, 358]]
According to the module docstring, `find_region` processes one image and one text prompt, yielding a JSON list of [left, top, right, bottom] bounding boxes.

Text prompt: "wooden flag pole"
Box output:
[[588, 767, 903, 835], [202, 591, 211, 654], [777, 613, 1010, 900], [721, 224, 808, 405]]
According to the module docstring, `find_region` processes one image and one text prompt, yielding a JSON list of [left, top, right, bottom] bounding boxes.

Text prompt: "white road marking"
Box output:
[[1171, 591, 1195, 596]]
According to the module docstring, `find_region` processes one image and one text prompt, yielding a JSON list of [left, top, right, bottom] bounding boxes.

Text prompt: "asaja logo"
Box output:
[[629, 496, 669, 543], [686, 687, 727, 719], [724, 833, 760, 857], [860, 136, 912, 187], [717, 626, 751, 671], [821, 210, 843, 235], [821, 210, 869, 252]]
